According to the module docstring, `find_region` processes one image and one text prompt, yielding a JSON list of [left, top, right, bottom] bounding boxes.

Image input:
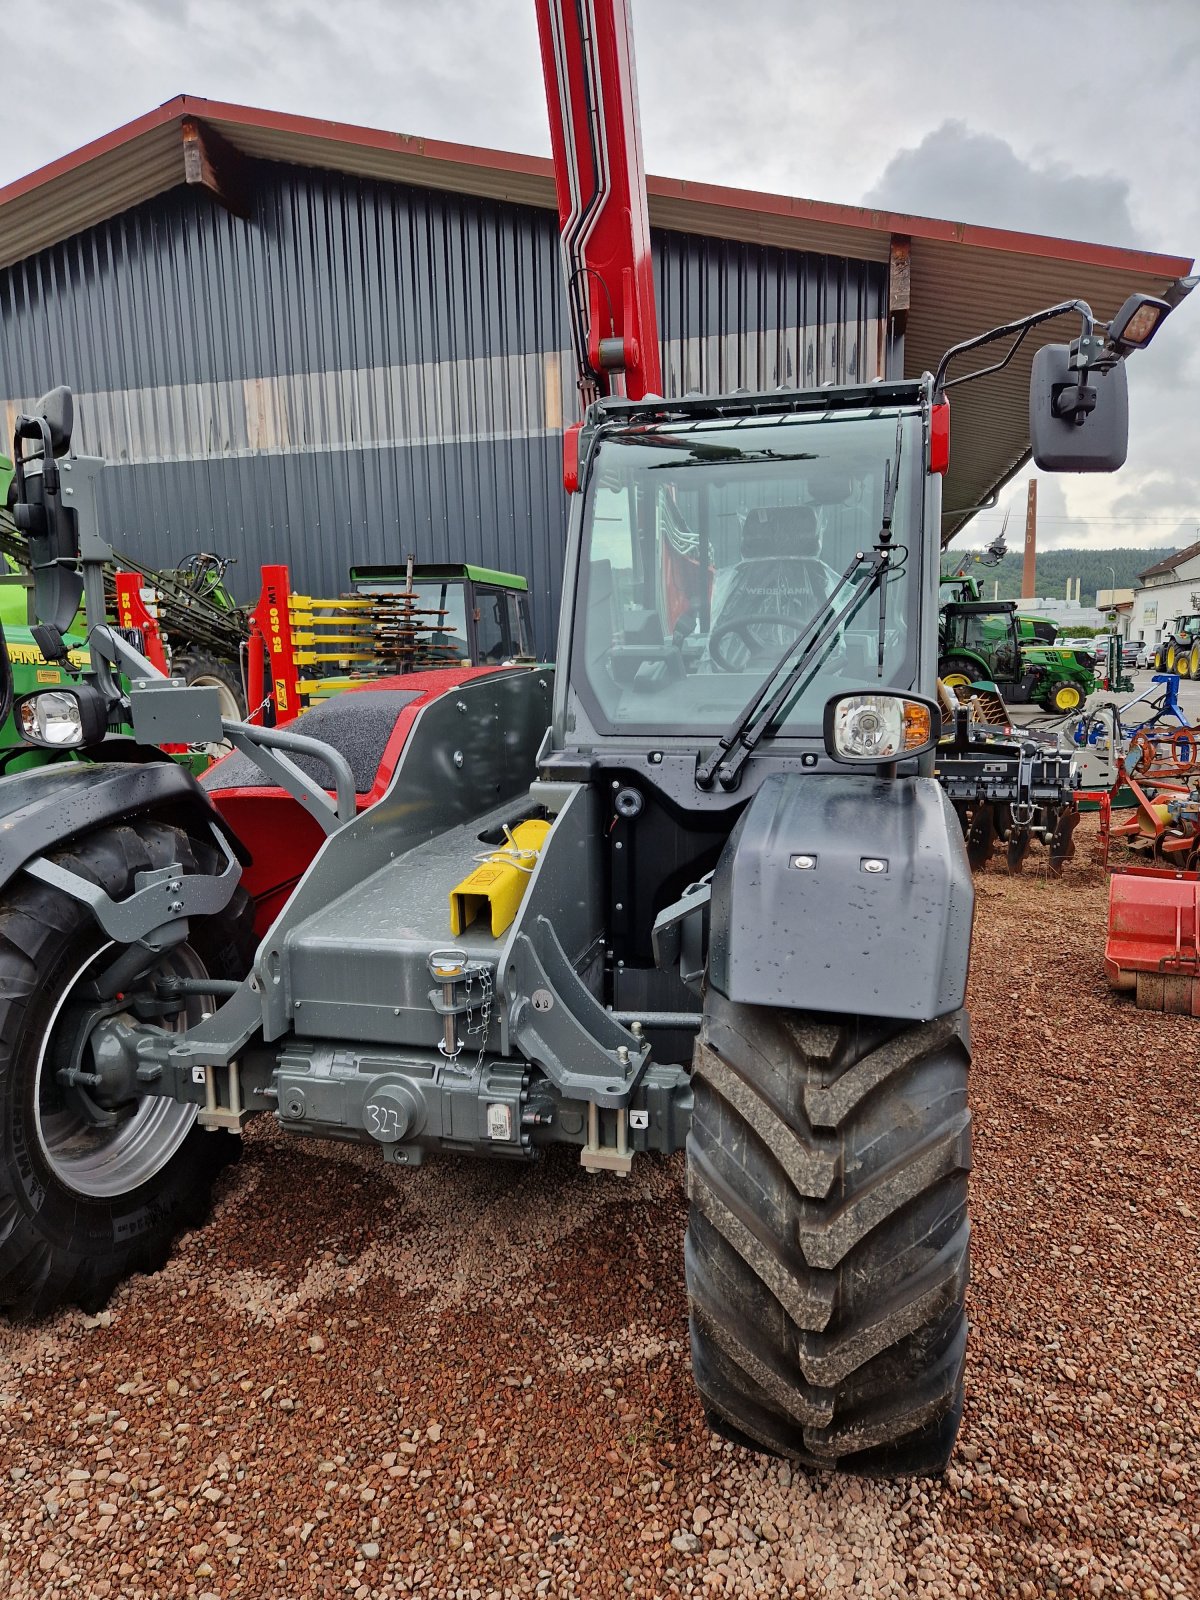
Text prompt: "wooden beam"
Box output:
[[886, 234, 911, 377], [181, 117, 253, 219]]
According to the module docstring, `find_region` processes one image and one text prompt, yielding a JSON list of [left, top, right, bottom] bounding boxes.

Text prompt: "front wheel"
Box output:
[[0, 820, 255, 1319], [685, 991, 971, 1476], [1046, 679, 1084, 714]]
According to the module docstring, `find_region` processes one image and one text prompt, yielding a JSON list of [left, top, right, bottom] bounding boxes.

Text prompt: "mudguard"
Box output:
[[707, 772, 974, 1022], [0, 759, 248, 894]]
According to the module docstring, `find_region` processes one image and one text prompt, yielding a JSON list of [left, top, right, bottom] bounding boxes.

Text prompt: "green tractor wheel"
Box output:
[[1166, 643, 1179, 673], [1046, 680, 1084, 714], [1178, 648, 1193, 681], [1191, 645, 1200, 679]]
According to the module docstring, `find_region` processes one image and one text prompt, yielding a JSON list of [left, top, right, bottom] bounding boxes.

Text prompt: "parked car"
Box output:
[[1090, 634, 1116, 667]]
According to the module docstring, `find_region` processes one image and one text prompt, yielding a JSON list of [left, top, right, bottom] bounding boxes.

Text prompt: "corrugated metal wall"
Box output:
[[0, 160, 886, 652]]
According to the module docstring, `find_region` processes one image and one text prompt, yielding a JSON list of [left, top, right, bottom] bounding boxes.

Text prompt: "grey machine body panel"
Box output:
[[257, 666, 555, 1040], [707, 771, 974, 1022]]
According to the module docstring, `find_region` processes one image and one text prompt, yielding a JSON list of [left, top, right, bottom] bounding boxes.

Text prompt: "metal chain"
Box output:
[[465, 963, 493, 1074]]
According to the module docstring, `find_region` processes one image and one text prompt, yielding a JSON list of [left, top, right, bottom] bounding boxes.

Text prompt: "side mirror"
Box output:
[[1029, 344, 1128, 472], [32, 385, 74, 457], [10, 386, 83, 635]]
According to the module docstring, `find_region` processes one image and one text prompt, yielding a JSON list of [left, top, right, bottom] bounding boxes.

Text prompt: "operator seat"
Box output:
[[709, 506, 831, 666]]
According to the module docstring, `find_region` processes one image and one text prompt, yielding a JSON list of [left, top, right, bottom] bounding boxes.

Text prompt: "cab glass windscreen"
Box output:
[[570, 410, 921, 736]]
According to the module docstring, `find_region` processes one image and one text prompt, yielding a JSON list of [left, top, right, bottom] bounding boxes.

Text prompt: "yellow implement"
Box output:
[[449, 819, 552, 937]]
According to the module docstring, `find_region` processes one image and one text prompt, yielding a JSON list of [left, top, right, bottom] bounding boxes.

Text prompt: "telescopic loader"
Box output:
[[0, 0, 1187, 1476]]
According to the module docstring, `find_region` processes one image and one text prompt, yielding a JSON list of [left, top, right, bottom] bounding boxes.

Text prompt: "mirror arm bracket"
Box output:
[[933, 299, 1095, 401]]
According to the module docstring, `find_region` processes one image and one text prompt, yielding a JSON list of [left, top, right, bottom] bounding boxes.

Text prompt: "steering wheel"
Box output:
[[709, 613, 807, 672]]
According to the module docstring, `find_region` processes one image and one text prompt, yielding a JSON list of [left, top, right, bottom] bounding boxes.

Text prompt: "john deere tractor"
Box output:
[[939, 597, 1097, 713]]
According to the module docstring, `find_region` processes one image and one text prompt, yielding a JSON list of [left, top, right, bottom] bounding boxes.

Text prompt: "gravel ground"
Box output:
[[1, 819, 1197, 1599]]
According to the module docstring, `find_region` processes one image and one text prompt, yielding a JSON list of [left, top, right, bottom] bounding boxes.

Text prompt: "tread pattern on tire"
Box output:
[[0, 819, 255, 1320], [685, 990, 971, 1476]]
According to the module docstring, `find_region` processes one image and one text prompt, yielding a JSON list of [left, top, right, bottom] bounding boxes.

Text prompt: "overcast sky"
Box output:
[[2, 0, 1197, 560]]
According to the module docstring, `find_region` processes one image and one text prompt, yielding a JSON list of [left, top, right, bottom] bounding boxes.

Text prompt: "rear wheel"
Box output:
[[685, 991, 971, 1476], [1166, 642, 1179, 673], [0, 820, 255, 1319], [1190, 645, 1200, 680]]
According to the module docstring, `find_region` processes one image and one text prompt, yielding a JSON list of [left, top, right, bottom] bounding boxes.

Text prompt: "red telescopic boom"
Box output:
[[533, 0, 662, 406]]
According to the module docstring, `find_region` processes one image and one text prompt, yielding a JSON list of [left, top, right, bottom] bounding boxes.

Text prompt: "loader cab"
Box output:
[[556, 382, 935, 767]]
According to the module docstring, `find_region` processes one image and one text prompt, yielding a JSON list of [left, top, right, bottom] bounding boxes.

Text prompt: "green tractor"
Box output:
[[1153, 613, 1200, 677], [939, 598, 1097, 713]]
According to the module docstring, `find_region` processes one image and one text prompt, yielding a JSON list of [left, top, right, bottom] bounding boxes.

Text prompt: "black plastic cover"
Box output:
[[708, 772, 974, 1022], [0, 760, 246, 894]]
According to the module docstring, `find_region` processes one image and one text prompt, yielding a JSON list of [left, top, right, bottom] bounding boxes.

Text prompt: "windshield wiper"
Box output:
[[873, 417, 904, 676], [647, 449, 819, 470], [695, 418, 906, 792]]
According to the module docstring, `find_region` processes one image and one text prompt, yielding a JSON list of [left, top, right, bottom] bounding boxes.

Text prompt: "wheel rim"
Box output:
[[1053, 684, 1082, 712], [34, 943, 209, 1199], [185, 672, 241, 759], [942, 672, 971, 689], [1167, 645, 1178, 671]]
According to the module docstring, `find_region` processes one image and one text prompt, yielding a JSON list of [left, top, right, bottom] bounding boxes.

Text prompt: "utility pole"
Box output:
[[1022, 479, 1037, 599]]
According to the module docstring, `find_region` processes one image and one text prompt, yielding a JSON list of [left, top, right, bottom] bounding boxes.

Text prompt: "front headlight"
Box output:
[[823, 692, 940, 764], [14, 687, 107, 749]]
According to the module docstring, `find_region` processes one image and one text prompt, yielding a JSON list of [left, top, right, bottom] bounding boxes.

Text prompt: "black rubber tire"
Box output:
[[0, 820, 256, 1320], [172, 649, 246, 719], [1045, 679, 1084, 714], [685, 990, 971, 1477]]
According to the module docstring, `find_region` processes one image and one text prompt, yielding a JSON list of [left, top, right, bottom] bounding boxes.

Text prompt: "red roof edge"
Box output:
[[0, 94, 1194, 282], [0, 97, 187, 208]]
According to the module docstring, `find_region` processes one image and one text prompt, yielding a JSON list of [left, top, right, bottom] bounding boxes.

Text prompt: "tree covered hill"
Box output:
[[942, 546, 1171, 605]]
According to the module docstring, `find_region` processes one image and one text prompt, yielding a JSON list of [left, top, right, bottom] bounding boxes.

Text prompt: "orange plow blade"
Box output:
[[1105, 867, 1200, 1014]]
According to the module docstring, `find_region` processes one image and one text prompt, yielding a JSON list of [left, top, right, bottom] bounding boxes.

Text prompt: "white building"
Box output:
[[1131, 544, 1200, 645], [1014, 596, 1106, 630]]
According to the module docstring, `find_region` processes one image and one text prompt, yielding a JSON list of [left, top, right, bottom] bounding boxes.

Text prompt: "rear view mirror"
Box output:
[[1029, 344, 1128, 472], [10, 385, 83, 635], [34, 385, 74, 457]]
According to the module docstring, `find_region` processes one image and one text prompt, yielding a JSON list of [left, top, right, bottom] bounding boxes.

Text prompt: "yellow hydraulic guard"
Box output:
[[449, 819, 552, 938]]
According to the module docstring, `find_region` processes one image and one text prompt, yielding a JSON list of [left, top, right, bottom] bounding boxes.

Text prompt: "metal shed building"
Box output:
[[0, 99, 1191, 652]]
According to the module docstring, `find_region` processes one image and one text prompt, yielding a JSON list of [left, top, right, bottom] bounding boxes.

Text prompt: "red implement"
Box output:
[[1105, 866, 1200, 1014]]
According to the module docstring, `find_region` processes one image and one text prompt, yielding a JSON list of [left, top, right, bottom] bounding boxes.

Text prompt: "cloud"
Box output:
[[863, 120, 1138, 246]]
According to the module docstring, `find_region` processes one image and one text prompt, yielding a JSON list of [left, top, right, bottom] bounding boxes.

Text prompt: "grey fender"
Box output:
[[0, 759, 248, 895], [707, 772, 974, 1022]]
